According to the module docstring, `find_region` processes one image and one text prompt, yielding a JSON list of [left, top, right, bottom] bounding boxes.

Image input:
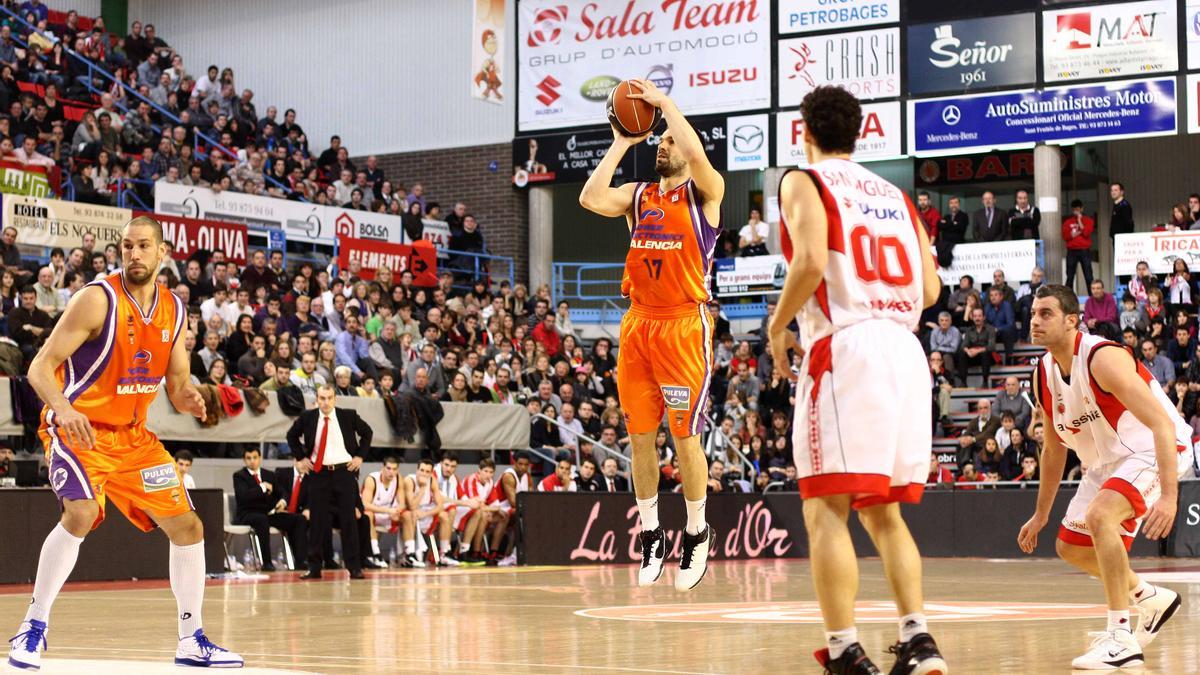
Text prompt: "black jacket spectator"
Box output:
[[1112, 197, 1134, 238], [972, 205, 1007, 242]]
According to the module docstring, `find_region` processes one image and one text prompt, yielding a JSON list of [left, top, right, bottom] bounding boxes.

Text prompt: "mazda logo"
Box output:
[[732, 125, 764, 153], [942, 105, 962, 126]]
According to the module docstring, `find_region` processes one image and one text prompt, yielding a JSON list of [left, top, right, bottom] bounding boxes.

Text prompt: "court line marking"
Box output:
[[48, 646, 708, 674], [574, 601, 1110, 624]]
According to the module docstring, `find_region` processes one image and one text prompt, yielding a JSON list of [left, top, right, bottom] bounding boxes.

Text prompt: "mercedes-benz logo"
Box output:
[[732, 125, 764, 153], [942, 105, 962, 126]]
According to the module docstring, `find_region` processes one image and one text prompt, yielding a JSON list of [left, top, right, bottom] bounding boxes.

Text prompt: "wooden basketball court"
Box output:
[[2, 557, 1197, 673]]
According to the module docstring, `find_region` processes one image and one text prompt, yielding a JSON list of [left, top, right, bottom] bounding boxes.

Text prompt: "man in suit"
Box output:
[[287, 383, 373, 579], [277, 461, 377, 570], [599, 457, 630, 493], [955, 398, 1003, 469], [972, 190, 1007, 242], [574, 457, 604, 492], [232, 447, 307, 571]]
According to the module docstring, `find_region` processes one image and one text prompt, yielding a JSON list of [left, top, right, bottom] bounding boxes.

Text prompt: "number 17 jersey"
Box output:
[[622, 179, 717, 310], [779, 158, 925, 349]]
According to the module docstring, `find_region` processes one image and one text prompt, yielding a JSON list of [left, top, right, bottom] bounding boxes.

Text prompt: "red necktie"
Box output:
[[313, 416, 330, 472], [607, 478, 614, 492], [287, 474, 302, 513], [253, 471, 261, 485]]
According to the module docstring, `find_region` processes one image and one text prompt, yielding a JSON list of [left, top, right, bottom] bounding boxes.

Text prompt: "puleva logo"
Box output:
[[661, 385, 691, 411]]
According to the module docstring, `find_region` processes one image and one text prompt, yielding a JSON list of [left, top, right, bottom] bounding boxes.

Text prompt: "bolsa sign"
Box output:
[[906, 14, 1036, 95]]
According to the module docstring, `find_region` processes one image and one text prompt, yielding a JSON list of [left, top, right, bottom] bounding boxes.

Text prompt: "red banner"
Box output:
[[338, 235, 437, 286], [139, 211, 249, 265]]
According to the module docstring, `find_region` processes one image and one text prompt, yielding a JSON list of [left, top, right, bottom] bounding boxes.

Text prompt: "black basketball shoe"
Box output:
[[887, 633, 948, 675], [815, 642, 882, 675]]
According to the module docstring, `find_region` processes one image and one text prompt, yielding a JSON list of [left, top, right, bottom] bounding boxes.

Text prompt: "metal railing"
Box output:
[[553, 262, 625, 305], [703, 414, 756, 479], [0, 5, 297, 199], [530, 413, 632, 469], [441, 248, 515, 293]]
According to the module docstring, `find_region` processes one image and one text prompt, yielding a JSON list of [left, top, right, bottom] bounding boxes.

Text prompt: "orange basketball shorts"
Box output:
[[39, 422, 193, 532], [616, 303, 714, 438]]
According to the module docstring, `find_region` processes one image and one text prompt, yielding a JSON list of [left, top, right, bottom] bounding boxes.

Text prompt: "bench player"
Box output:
[[1018, 285, 1190, 670], [455, 457, 502, 564], [361, 455, 408, 567], [8, 216, 242, 669], [402, 458, 459, 567], [579, 78, 722, 590], [768, 86, 946, 674]]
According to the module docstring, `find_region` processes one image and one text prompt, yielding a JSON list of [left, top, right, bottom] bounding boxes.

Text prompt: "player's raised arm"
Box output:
[[27, 284, 108, 450], [578, 126, 641, 220], [768, 170, 828, 379], [166, 309, 206, 420], [628, 79, 724, 205], [1090, 346, 1179, 539]]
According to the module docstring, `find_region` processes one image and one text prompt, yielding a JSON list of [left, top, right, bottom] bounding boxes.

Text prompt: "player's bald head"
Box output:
[[124, 215, 163, 244]]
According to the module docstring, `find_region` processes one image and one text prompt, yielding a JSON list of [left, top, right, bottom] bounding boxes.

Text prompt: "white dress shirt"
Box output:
[[314, 410, 353, 465]]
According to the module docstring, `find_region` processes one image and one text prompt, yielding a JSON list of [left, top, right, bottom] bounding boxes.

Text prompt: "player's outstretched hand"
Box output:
[[55, 405, 95, 450], [768, 327, 799, 382], [1141, 499, 1176, 540], [179, 387, 206, 419], [610, 123, 651, 146], [625, 79, 669, 109], [1017, 512, 1047, 554]]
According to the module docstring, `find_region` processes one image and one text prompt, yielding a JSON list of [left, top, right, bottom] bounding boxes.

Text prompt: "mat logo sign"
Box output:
[[1043, 1, 1178, 82]]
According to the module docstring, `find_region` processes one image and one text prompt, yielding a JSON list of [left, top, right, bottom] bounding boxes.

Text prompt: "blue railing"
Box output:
[[553, 262, 625, 303], [441, 248, 515, 292], [0, 5, 298, 200]]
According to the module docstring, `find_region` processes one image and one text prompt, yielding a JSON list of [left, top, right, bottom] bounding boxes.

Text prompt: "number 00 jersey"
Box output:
[[1034, 332, 1193, 468], [621, 179, 718, 310], [42, 270, 185, 430], [779, 159, 925, 348]]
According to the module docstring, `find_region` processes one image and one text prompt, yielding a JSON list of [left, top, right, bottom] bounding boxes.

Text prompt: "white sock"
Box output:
[[825, 627, 858, 660], [684, 498, 706, 535], [899, 613, 928, 642], [371, 539, 381, 556], [170, 542, 206, 640], [636, 496, 659, 531], [1107, 610, 1132, 633], [439, 540, 450, 555], [1130, 579, 1154, 602], [460, 541, 471, 553], [24, 524, 84, 623], [405, 539, 415, 554]]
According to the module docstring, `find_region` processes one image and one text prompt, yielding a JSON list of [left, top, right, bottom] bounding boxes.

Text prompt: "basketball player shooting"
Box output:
[[767, 86, 947, 675], [7, 216, 243, 670], [579, 79, 722, 591], [1018, 285, 1190, 670]]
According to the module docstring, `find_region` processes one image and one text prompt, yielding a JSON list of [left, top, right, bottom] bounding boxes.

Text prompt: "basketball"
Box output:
[[607, 80, 661, 137]]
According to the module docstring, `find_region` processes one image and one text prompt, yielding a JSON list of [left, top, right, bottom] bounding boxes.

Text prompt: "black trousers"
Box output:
[[1065, 249, 1093, 291], [306, 464, 362, 573], [321, 512, 373, 564], [236, 511, 307, 569]]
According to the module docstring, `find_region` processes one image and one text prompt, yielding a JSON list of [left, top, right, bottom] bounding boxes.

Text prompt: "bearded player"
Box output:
[[8, 216, 242, 670], [580, 79, 720, 591], [1018, 285, 1190, 670], [768, 86, 946, 674]]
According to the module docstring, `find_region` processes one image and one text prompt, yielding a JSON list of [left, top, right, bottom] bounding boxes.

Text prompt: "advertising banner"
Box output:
[[325, 206, 406, 244], [1113, 231, 1200, 276], [512, 116, 728, 186], [914, 148, 1071, 186], [776, 101, 902, 167], [778, 0, 898, 34], [936, 239, 1041, 286], [516, 0, 771, 132], [1170, 481, 1200, 557], [1042, 0, 1177, 83], [471, 0, 505, 104], [908, 78, 1177, 155], [0, 160, 53, 198], [137, 211, 248, 265], [714, 254, 786, 296], [906, 14, 1037, 95], [2, 195, 128, 250], [421, 219, 453, 252], [1188, 74, 1200, 135], [1189, 1, 1200, 69], [778, 27, 900, 106], [725, 113, 769, 171], [337, 235, 438, 286]]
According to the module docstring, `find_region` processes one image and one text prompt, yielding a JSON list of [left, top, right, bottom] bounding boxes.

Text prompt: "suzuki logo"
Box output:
[[527, 6, 567, 47], [732, 125, 763, 153], [335, 212, 354, 237], [536, 75, 561, 106], [942, 105, 962, 125]]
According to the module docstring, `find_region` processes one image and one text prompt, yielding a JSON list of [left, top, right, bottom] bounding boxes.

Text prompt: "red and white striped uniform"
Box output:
[[490, 467, 530, 518], [779, 158, 931, 508], [1034, 332, 1195, 549], [454, 471, 494, 531]]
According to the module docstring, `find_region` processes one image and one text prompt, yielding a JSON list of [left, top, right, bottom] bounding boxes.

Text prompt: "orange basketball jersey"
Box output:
[[43, 270, 185, 430], [621, 180, 718, 309]]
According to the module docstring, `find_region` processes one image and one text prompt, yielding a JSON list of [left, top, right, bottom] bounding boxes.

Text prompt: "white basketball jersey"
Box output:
[[367, 471, 398, 510], [493, 467, 530, 509], [408, 474, 433, 510], [434, 464, 459, 503], [780, 158, 924, 348], [1035, 332, 1192, 468]]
